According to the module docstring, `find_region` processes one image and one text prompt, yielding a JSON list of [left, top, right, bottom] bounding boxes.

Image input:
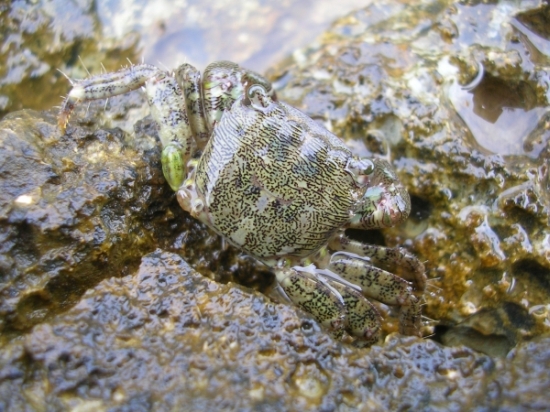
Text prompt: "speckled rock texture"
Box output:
[[0, 110, 266, 336], [1, 249, 549, 411], [0, 0, 141, 118], [0, 109, 177, 333], [0, 0, 363, 118]]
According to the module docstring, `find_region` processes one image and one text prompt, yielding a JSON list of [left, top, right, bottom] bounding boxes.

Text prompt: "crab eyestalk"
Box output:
[[350, 159, 411, 229]]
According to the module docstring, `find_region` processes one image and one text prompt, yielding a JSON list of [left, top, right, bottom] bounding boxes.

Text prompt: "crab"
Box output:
[[59, 60, 426, 346]]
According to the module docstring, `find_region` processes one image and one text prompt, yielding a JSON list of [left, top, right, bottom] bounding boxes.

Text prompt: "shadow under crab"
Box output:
[[59, 60, 426, 345]]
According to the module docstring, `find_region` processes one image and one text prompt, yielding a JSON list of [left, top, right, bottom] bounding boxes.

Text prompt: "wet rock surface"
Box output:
[[0, 0, 361, 119], [0, 0, 139, 118], [0, 108, 180, 334], [1, 0, 550, 410], [0, 109, 267, 337], [1, 249, 549, 411], [268, 0, 550, 355]]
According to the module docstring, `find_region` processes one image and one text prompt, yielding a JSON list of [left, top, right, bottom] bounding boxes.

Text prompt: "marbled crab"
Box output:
[[59, 61, 426, 345]]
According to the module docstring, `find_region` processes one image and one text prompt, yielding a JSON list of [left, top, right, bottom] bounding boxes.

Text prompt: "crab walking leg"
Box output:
[[276, 268, 346, 339], [328, 255, 422, 337], [59, 65, 159, 129], [326, 279, 381, 346], [58, 64, 195, 191], [329, 234, 426, 292], [175, 64, 210, 148]]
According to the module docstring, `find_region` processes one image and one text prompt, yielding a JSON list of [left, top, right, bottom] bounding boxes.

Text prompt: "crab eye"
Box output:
[[360, 160, 375, 175], [247, 84, 265, 99], [344, 158, 375, 188], [346, 158, 375, 176], [244, 83, 275, 112]]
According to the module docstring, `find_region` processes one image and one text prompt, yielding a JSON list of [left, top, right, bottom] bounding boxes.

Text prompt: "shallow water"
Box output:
[[0, 0, 369, 116], [97, 0, 371, 72]]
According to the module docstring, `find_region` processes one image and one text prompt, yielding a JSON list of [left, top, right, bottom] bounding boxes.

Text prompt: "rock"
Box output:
[[0, 0, 140, 117], [1, 249, 548, 411], [268, 0, 550, 353], [0, 108, 177, 333], [0, 109, 264, 335]]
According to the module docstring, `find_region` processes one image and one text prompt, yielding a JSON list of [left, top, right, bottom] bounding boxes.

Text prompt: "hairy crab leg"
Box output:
[[276, 265, 382, 344], [329, 234, 426, 293], [328, 254, 422, 337], [58, 64, 195, 191], [275, 267, 346, 340], [326, 279, 381, 346]]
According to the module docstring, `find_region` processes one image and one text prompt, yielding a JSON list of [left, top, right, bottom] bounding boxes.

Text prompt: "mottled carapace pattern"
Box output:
[[197, 99, 358, 260]]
